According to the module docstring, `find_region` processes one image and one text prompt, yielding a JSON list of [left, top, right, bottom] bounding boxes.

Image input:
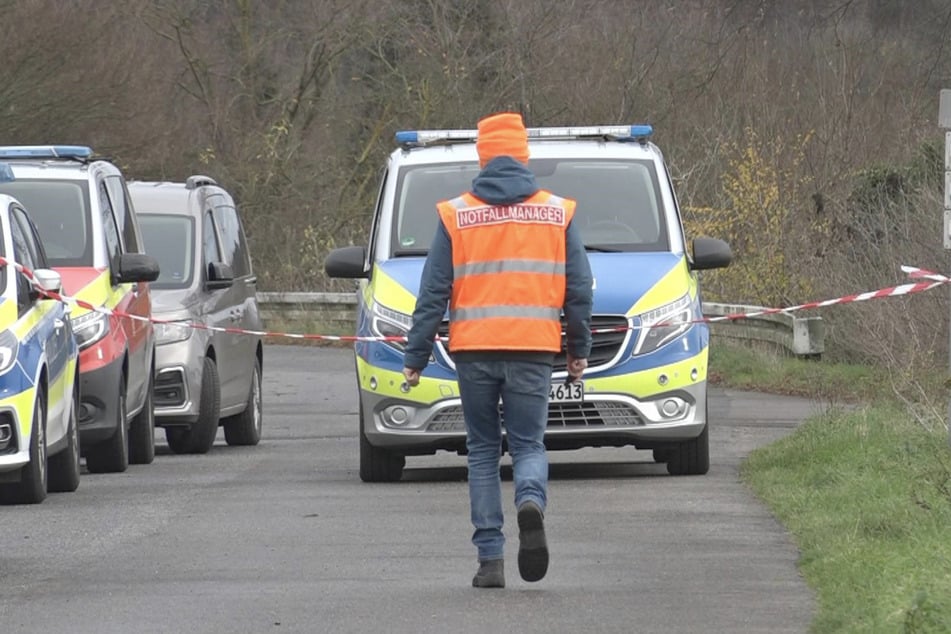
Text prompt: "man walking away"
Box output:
[[402, 112, 593, 588]]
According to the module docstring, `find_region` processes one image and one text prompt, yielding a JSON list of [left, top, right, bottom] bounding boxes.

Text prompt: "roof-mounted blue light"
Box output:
[[0, 145, 94, 160], [396, 124, 653, 147], [0, 163, 14, 183]]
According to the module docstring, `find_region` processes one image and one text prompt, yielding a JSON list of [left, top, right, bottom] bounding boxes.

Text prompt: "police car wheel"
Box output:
[[358, 402, 404, 482], [666, 417, 710, 476], [48, 383, 81, 493]]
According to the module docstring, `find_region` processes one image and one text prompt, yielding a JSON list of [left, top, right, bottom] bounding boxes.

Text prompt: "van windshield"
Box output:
[[138, 214, 195, 289], [391, 159, 668, 255], [0, 180, 93, 266]]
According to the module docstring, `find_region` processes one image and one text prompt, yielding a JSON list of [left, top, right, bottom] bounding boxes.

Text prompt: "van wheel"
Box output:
[[165, 357, 220, 454], [128, 370, 156, 464], [223, 357, 262, 446], [0, 391, 48, 504], [48, 383, 81, 493], [86, 376, 129, 474], [666, 418, 710, 476], [358, 402, 404, 482]]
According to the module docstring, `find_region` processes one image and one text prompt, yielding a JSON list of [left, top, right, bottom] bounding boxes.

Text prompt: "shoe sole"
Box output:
[[517, 503, 548, 582]]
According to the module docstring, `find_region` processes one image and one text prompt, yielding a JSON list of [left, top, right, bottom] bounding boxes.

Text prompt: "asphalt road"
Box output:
[[0, 345, 818, 634]]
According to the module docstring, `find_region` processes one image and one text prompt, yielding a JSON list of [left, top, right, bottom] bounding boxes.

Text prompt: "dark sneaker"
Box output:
[[472, 559, 505, 588], [517, 501, 549, 582]]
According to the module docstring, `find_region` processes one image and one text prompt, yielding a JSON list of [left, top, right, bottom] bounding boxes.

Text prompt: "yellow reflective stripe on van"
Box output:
[[10, 300, 58, 341], [585, 350, 708, 396], [356, 356, 454, 403], [0, 299, 17, 331], [369, 265, 418, 316], [68, 271, 131, 317], [0, 388, 39, 439], [626, 256, 696, 317]]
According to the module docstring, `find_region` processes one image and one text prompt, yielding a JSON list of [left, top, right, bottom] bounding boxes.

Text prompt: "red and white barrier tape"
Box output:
[[2, 256, 947, 343]]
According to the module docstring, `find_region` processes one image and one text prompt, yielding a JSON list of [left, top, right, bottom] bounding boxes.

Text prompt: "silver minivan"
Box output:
[[128, 176, 263, 454]]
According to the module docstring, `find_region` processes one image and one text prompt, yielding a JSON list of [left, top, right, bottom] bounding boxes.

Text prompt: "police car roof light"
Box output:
[[0, 163, 14, 183], [396, 124, 653, 146], [0, 145, 94, 160]]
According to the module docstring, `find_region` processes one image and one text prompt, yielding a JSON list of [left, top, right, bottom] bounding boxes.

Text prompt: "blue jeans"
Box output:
[[456, 359, 551, 561]]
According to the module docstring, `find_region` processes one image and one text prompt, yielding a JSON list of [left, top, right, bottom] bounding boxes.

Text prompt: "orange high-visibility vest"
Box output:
[[436, 190, 576, 353]]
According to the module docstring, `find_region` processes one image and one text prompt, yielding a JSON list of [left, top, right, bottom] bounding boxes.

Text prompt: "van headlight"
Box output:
[[155, 322, 193, 345], [0, 330, 19, 374], [371, 302, 412, 352], [71, 311, 109, 351], [633, 294, 693, 356]]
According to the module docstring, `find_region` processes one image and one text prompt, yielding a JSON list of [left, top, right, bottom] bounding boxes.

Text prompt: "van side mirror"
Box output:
[[115, 253, 161, 284], [206, 261, 235, 290], [30, 268, 63, 301], [324, 246, 368, 279], [690, 237, 732, 271]]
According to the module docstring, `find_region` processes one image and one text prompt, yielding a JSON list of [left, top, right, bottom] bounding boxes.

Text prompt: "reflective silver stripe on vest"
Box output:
[[454, 259, 565, 278], [450, 305, 562, 322], [448, 196, 468, 209]]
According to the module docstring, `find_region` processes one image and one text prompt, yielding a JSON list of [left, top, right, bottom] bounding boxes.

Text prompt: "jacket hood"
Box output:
[[470, 156, 538, 204]]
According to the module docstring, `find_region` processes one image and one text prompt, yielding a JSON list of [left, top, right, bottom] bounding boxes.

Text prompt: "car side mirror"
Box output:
[[690, 237, 732, 271], [115, 253, 161, 284], [206, 261, 234, 290], [31, 268, 63, 299], [324, 246, 368, 279]]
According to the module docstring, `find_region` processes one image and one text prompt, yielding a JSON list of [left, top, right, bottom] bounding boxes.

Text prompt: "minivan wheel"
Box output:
[[0, 391, 48, 504], [128, 369, 156, 464], [223, 357, 262, 446], [85, 376, 129, 474], [358, 402, 404, 482], [48, 383, 81, 493], [666, 416, 710, 476], [166, 357, 220, 454]]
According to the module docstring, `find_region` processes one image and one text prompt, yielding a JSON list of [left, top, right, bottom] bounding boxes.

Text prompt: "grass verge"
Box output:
[[712, 343, 951, 633]]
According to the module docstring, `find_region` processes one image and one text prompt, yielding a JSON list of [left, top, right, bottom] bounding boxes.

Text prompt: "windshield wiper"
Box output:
[[584, 244, 622, 252], [392, 248, 430, 257]]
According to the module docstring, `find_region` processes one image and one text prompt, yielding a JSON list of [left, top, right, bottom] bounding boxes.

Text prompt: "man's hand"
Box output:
[[402, 367, 421, 387], [566, 354, 588, 383]]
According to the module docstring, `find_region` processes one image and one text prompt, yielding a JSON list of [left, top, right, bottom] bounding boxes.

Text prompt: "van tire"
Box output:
[[128, 370, 156, 464], [666, 418, 710, 476], [166, 357, 219, 454], [223, 357, 262, 446], [48, 384, 81, 493], [85, 376, 129, 474], [358, 402, 404, 482], [0, 390, 48, 504]]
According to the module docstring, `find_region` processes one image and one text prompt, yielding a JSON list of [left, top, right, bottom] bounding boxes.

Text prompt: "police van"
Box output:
[[325, 125, 731, 482]]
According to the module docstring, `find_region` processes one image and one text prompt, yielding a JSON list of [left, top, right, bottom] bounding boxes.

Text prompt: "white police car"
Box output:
[[325, 125, 731, 482], [0, 164, 81, 504]]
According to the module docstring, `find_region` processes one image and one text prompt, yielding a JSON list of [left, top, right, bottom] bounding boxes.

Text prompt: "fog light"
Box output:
[[660, 398, 687, 418], [382, 405, 414, 428], [0, 423, 11, 451]]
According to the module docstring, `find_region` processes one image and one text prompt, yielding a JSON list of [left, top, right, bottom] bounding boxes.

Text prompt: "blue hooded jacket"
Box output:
[[403, 156, 593, 369]]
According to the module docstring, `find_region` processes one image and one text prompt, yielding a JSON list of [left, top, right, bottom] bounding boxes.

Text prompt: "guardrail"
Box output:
[[256, 292, 824, 358]]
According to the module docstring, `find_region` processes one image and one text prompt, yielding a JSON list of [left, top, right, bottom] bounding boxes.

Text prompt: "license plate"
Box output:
[[549, 380, 584, 403]]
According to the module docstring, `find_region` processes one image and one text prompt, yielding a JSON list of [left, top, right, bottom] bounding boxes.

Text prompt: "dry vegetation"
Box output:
[[2, 0, 950, 368]]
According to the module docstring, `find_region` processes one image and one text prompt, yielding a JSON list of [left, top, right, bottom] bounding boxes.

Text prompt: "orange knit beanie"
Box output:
[[476, 112, 530, 168]]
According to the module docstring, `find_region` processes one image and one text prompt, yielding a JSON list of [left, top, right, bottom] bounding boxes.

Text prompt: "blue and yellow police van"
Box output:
[[0, 173, 81, 504], [325, 125, 731, 482]]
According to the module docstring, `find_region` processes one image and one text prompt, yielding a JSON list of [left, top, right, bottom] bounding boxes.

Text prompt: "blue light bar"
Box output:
[[0, 145, 93, 159], [395, 124, 653, 146], [0, 163, 14, 183]]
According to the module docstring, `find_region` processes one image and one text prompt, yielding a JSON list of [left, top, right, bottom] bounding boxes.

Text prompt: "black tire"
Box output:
[[652, 448, 674, 464], [165, 357, 220, 454], [85, 375, 129, 474], [666, 404, 710, 476], [0, 390, 48, 504], [128, 368, 156, 465], [358, 402, 404, 482], [48, 383, 81, 493], [223, 356, 262, 446]]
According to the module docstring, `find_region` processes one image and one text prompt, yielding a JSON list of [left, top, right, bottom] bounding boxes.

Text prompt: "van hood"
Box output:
[[151, 288, 201, 317], [375, 252, 690, 317]]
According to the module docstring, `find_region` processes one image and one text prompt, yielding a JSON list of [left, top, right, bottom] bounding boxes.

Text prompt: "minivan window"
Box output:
[[105, 175, 139, 253], [202, 210, 220, 271], [0, 180, 93, 266], [138, 214, 195, 289], [212, 205, 250, 277], [99, 180, 122, 269], [391, 159, 668, 255]]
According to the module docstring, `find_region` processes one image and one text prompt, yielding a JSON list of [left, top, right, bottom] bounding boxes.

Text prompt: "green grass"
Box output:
[[712, 344, 951, 633]]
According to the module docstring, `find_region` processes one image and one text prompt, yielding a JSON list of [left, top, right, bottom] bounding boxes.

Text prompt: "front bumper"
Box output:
[[78, 354, 124, 447], [358, 355, 709, 455], [152, 336, 203, 425], [0, 390, 37, 480]]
